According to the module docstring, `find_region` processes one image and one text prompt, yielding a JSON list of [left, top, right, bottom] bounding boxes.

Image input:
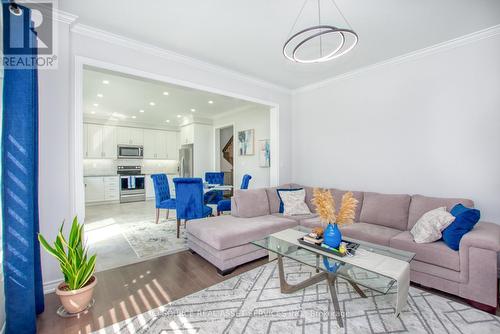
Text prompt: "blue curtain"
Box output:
[[2, 2, 45, 333]]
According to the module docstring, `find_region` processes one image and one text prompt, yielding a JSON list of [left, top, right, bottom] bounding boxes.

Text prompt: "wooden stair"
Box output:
[[222, 136, 233, 166]]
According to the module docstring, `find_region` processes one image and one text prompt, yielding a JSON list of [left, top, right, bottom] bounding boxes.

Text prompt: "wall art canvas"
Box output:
[[259, 139, 270, 167], [238, 129, 254, 156]]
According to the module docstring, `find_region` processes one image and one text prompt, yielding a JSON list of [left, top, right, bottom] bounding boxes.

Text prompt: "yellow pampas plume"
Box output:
[[336, 192, 358, 227], [312, 188, 336, 226]]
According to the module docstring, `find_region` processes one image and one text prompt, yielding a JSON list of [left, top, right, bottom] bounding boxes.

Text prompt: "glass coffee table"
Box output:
[[252, 227, 415, 328]]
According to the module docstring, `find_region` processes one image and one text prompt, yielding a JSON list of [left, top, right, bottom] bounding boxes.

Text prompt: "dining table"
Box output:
[[203, 184, 233, 204]]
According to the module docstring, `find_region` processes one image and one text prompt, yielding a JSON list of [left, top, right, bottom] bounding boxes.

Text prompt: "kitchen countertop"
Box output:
[[84, 172, 178, 177]]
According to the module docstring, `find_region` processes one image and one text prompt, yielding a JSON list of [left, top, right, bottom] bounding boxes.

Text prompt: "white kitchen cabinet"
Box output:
[[87, 124, 103, 158], [117, 127, 144, 145], [179, 124, 194, 146], [156, 131, 168, 159], [84, 124, 116, 159], [145, 175, 155, 199], [143, 129, 156, 159], [166, 131, 178, 160], [143, 129, 172, 159], [101, 126, 117, 159], [84, 177, 105, 203], [84, 176, 119, 203], [103, 176, 119, 201]]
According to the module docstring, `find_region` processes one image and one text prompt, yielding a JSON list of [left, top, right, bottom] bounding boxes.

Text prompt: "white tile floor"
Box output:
[[84, 200, 178, 272]]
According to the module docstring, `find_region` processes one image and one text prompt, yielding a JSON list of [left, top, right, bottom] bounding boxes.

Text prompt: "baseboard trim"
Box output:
[[43, 279, 62, 295]]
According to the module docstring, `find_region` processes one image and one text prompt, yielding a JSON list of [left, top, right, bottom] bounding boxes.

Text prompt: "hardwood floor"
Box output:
[[36, 249, 500, 334], [36, 251, 268, 334]]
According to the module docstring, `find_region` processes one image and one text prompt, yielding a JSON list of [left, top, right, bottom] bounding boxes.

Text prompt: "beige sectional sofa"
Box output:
[[186, 184, 500, 312]]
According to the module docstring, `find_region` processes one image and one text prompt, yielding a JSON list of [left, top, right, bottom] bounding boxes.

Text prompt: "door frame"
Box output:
[[213, 123, 235, 186], [71, 56, 280, 221]]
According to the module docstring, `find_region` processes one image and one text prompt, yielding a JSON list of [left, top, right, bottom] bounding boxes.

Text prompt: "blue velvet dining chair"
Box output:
[[217, 174, 252, 215], [151, 174, 176, 224], [174, 178, 213, 238], [204, 172, 225, 205]]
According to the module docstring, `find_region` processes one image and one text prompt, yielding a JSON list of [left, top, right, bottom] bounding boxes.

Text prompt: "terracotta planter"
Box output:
[[56, 276, 97, 314]]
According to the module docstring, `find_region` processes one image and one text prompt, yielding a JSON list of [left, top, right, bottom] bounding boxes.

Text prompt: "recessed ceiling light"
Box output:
[[149, 102, 155, 106], [208, 100, 214, 104], [90, 111, 96, 114], [139, 109, 145, 113], [176, 114, 182, 118], [131, 115, 137, 119], [102, 80, 110, 85], [93, 103, 99, 107], [163, 91, 169, 96], [97, 93, 103, 98], [165, 120, 170, 123], [190, 108, 196, 112]]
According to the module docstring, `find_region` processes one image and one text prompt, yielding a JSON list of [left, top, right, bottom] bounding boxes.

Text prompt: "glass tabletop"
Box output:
[[252, 226, 415, 294]]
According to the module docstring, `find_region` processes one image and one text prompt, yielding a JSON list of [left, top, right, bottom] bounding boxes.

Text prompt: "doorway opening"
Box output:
[[74, 60, 279, 272]]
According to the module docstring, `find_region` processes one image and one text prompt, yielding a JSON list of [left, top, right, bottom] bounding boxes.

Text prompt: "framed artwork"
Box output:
[[238, 129, 254, 155], [258, 140, 270, 167]]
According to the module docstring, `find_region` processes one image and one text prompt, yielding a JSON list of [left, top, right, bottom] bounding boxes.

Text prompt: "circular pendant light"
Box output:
[[283, 0, 358, 63]]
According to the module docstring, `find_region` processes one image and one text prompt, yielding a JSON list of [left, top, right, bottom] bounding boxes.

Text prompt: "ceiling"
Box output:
[[83, 66, 263, 126], [63, 0, 500, 89]]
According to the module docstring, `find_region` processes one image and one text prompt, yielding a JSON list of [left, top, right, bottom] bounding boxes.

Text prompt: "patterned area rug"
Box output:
[[121, 219, 188, 259], [96, 257, 500, 334]]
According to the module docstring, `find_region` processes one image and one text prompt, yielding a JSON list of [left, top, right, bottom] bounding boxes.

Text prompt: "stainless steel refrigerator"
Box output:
[[178, 144, 193, 177]]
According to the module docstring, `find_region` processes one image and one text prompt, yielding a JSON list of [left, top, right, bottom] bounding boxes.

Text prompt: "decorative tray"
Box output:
[[297, 238, 360, 257]]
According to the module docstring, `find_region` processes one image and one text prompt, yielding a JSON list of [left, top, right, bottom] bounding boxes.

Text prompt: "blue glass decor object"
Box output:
[[323, 223, 342, 249], [322, 256, 341, 273]]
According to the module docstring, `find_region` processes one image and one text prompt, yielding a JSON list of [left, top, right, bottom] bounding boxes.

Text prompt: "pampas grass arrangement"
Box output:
[[312, 188, 359, 227]]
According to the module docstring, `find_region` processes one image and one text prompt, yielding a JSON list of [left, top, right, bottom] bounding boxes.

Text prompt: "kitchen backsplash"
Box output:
[[84, 159, 178, 176]]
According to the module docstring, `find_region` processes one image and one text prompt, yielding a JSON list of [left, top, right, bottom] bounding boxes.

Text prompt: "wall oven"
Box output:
[[117, 166, 145, 203], [117, 145, 144, 159]]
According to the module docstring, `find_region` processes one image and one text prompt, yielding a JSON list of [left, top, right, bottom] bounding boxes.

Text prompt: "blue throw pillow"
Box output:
[[442, 204, 480, 251], [277, 188, 303, 213]]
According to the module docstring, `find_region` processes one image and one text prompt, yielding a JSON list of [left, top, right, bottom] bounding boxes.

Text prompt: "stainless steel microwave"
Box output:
[[117, 145, 144, 159]]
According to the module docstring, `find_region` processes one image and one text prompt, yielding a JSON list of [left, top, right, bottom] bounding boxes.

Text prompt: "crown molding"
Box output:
[[19, 1, 78, 24], [293, 24, 500, 94], [53, 8, 78, 24], [71, 23, 291, 95]]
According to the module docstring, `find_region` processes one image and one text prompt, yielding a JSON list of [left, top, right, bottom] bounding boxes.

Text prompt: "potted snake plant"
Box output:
[[38, 216, 97, 314]]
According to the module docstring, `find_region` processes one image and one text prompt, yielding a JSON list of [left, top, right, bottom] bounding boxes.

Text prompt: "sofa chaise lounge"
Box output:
[[186, 184, 500, 312]]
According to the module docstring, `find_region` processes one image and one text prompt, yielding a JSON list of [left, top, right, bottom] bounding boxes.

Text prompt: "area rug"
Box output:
[[121, 219, 188, 259], [95, 257, 500, 334]]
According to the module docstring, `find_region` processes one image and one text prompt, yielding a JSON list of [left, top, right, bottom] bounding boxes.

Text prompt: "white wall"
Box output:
[[213, 107, 271, 189], [37, 21, 292, 291], [292, 32, 500, 223]]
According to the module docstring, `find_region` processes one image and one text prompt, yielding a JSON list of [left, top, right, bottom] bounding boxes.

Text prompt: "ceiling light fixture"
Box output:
[[283, 0, 358, 63], [208, 100, 214, 104], [176, 115, 182, 118], [93, 103, 99, 107], [90, 111, 96, 114], [165, 120, 170, 123], [149, 102, 155, 106], [102, 80, 110, 84], [97, 93, 103, 98], [131, 115, 137, 119], [190, 108, 196, 112], [163, 91, 169, 96], [139, 109, 145, 113]]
